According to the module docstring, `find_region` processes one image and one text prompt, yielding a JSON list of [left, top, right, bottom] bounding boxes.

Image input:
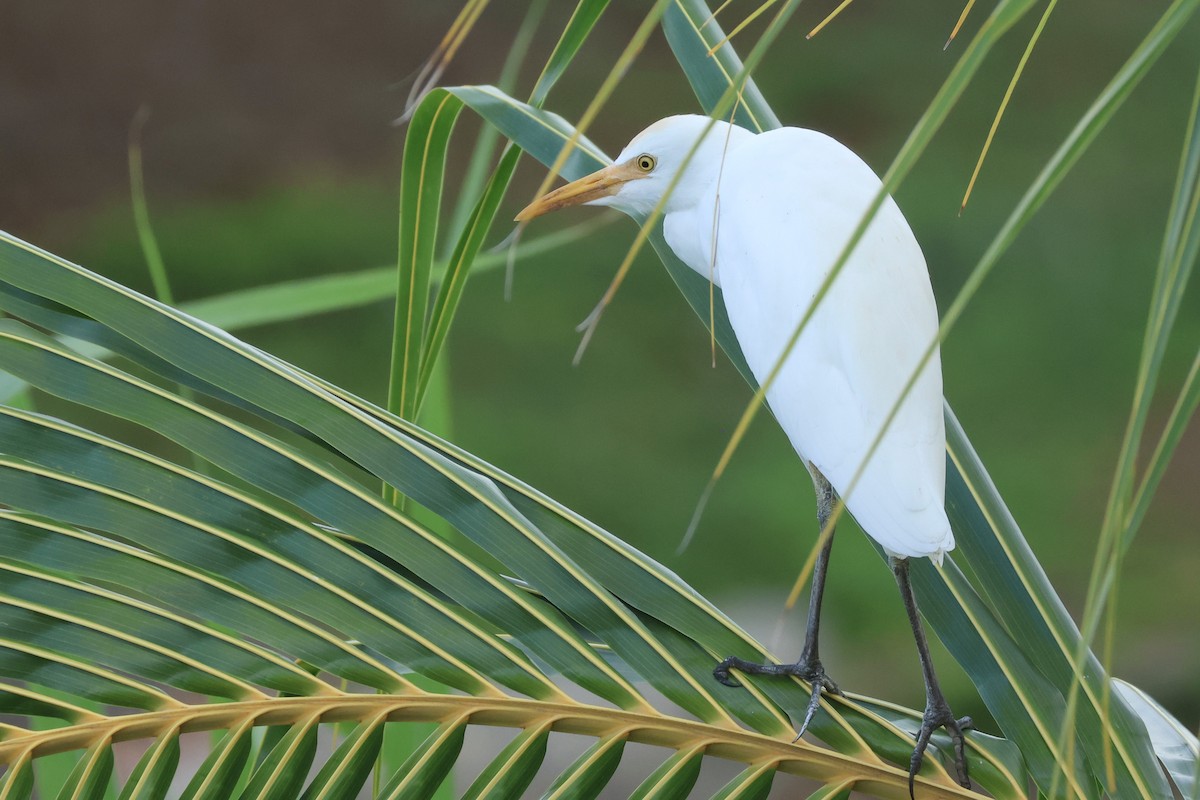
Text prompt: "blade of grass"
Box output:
[[128, 106, 173, 307], [1125, 346, 1200, 545], [441, 0, 548, 255], [128, 103, 204, 475], [806, 0, 855, 40], [1119, 56, 1200, 548], [1059, 54, 1200, 799], [960, 0, 1057, 213], [945, 0, 977, 49], [387, 91, 464, 431], [158, 216, 614, 333], [417, 139, 520, 410], [707, 0, 778, 52], [397, 0, 490, 124], [413, 0, 618, 408], [529, 0, 612, 107]]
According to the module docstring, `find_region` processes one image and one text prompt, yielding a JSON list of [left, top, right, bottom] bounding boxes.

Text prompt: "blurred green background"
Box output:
[[4, 0, 1197, 739]]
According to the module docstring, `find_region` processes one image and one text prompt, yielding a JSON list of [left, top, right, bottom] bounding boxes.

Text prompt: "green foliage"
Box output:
[[0, 0, 1197, 798]]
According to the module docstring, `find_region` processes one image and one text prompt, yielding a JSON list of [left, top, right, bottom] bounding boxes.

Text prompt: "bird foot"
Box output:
[[908, 699, 973, 799], [713, 655, 841, 738]]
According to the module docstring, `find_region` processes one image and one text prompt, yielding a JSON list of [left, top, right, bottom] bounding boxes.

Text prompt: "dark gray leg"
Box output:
[[800, 473, 836, 668], [891, 556, 972, 797], [713, 471, 842, 737]]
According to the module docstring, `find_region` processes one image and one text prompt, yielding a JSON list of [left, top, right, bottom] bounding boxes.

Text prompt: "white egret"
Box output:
[[517, 115, 971, 793]]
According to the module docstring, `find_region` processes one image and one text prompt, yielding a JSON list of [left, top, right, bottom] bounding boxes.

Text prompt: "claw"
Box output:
[[907, 703, 973, 798], [713, 654, 841, 740], [795, 666, 841, 740], [712, 656, 744, 687]]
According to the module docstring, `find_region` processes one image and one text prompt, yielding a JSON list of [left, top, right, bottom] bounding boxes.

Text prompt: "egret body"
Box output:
[[517, 115, 971, 794]]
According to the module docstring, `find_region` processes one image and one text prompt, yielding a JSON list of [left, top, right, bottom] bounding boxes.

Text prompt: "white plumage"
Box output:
[[617, 116, 952, 562]]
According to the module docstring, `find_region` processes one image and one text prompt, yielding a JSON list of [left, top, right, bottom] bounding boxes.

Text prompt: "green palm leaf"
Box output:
[[0, 228, 1015, 797]]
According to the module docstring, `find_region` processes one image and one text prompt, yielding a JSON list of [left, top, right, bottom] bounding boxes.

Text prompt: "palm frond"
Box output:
[[0, 229, 1012, 797]]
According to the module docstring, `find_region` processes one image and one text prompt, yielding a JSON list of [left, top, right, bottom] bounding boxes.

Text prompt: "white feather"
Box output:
[[620, 118, 952, 561]]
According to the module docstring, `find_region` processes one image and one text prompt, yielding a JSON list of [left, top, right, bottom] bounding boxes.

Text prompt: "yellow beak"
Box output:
[[515, 162, 641, 222]]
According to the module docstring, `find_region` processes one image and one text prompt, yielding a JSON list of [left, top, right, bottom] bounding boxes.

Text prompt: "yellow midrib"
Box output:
[[0, 694, 989, 800]]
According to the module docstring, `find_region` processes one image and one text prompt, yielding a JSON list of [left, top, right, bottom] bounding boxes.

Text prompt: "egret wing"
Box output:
[[711, 128, 952, 560]]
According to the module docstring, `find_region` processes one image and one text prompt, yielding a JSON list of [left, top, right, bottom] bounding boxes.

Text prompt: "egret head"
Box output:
[[516, 115, 754, 221]]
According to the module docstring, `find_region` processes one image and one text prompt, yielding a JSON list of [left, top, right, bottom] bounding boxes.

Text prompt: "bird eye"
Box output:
[[636, 154, 656, 172]]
